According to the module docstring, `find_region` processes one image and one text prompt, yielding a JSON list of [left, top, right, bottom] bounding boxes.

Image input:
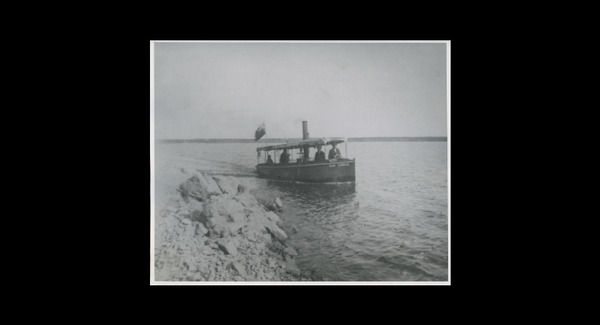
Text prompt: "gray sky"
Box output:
[[153, 42, 447, 139]]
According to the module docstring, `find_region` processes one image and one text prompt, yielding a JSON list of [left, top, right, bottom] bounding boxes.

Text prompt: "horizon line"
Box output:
[[157, 136, 447, 142]]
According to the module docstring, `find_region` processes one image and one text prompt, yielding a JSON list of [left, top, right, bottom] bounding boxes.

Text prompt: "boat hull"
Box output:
[[256, 159, 355, 183]]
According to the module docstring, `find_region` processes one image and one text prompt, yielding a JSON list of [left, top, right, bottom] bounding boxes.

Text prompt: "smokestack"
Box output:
[[302, 121, 309, 140]]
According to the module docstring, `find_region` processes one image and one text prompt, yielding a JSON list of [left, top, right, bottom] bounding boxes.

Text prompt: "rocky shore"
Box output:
[[154, 171, 309, 281]]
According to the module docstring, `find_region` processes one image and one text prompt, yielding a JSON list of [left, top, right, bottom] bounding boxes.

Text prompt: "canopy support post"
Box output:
[[345, 141, 348, 158]]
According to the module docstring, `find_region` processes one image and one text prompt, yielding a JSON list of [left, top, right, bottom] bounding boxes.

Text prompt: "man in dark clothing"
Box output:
[[280, 149, 289, 164], [328, 143, 341, 159], [267, 155, 273, 164], [314, 145, 326, 161]]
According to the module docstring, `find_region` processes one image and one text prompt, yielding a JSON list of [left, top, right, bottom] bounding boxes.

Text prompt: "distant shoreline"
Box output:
[[157, 137, 447, 144]]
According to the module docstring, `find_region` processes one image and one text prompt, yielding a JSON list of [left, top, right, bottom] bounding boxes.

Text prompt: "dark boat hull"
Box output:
[[256, 159, 355, 183]]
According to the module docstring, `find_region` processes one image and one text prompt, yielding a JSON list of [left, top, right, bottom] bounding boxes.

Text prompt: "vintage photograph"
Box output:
[[151, 41, 449, 284]]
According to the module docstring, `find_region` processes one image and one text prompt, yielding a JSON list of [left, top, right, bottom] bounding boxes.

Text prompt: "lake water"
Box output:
[[155, 141, 448, 281]]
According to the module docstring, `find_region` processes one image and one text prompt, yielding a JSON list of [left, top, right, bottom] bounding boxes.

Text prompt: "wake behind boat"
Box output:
[[255, 121, 356, 183]]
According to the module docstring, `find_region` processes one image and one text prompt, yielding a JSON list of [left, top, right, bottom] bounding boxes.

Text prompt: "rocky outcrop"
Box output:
[[154, 172, 308, 281], [212, 176, 238, 195], [178, 173, 222, 201]]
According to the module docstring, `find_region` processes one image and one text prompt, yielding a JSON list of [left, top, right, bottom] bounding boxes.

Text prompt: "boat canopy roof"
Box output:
[[257, 137, 347, 152]]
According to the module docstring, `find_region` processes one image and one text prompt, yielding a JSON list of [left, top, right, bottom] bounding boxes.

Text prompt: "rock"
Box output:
[[229, 224, 243, 237], [225, 200, 246, 223], [237, 184, 246, 194], [247, 211, 267, 224], [206, 228, 218, 238], [265, 202, 276, 211], [196, 223, 208, 236], [284, 246, 298, 257], [178, 174, 222, 201], [178, 175, 203, 200], [219, 226, 231, 238], [183, 222, 195, 237], [285, 259, 301, 276], [274, 197, 283, 208], [217, 238, 238, 256], [212, 176, 238, 195], [246, 230, 257, 242], [195, 196, 233, 229], [208, 196, 243, 220], [231, 261, 246, 277], [262, 233, 273, 246], [264, 211, 280, 223], [198, 263, 209, 274], [200, 173, 223, 196], [226, 212, 241, 224], [265, 224, 288, 242], [235, 193, 260, 209], [190, 209, 211, 228], [204, 200, 245, 236], [180, 217, 191, 225], [291, 226, 298, 234]]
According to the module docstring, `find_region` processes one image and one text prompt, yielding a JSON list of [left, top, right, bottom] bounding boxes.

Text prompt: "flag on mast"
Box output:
[[255, 123, 266, 141]]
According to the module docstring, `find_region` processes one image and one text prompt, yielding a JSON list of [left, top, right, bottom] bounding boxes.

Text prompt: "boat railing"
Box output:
[[258, 157, 354, 166]]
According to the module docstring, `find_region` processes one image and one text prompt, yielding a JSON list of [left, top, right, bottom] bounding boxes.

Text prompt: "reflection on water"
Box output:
[[266, 180, 356, 205]]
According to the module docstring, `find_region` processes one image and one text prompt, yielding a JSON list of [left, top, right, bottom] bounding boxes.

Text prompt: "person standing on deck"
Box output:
[[314, 145, 326, 161], [280, 149, 289, 164], [328, 143, 341, 159]]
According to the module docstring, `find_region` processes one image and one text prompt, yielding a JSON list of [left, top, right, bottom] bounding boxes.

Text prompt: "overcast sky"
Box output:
[[153, 42, 447, 139]]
